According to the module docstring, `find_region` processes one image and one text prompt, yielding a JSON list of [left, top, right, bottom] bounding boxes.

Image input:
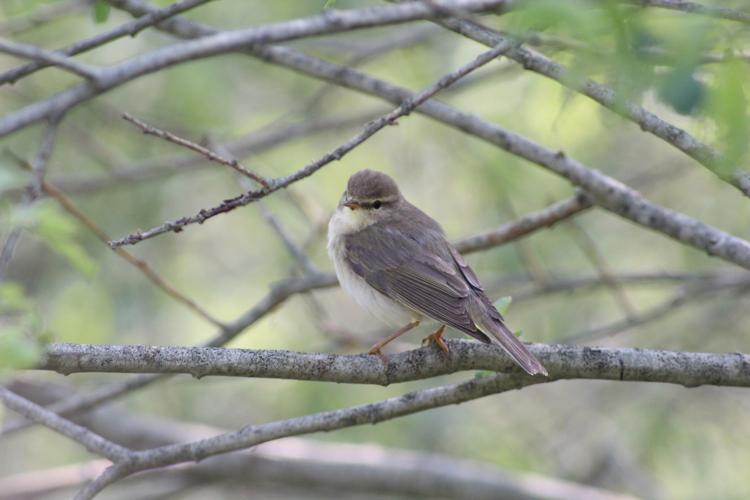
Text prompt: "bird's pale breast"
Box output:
[[328, 210, 415, 327]]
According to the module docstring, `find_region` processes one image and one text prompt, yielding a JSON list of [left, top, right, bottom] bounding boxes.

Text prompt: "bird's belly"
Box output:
[[327, 234, 415, 327]]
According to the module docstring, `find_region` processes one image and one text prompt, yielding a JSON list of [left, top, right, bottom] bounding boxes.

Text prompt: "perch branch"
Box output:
[[37, 341, 750, 388]]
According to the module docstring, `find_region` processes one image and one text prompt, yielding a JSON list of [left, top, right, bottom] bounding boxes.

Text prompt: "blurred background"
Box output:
[[1, 0, 749, 498]]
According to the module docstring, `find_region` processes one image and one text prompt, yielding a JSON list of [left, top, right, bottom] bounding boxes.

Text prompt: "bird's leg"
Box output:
[[367, 320, 420, 356], [422, 325, 449, 354]]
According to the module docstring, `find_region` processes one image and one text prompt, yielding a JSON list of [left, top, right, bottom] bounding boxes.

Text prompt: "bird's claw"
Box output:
[[422, 325, 449, 354]]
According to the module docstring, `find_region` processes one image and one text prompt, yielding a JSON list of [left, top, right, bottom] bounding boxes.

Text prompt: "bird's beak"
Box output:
[[343, 199, 361, 210]]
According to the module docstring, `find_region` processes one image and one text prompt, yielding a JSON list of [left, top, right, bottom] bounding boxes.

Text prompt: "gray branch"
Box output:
[[67, 340, 747, 498], [0, 38, 101, 82], [0, 0, 214, 85], [38, 341, 750, 388], [0, 387, 130, 463], [622, 0, 750, 24], [429, 15, 750, 196], [0, 0, 507, 137], [1, 378, 638, 500]]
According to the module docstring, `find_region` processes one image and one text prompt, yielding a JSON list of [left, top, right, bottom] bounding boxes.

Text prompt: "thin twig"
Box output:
[[0, 38, 101, 82], [0, 116, 63, 279], [121, 113, 269, 187], [257, 201, 318, 275], [46, 112, 379, 195], [564, 275, 749, 344], [621, 0, 750, 24], [567, 218, 637, 319], [0, 387, 130, 462], [41, 180, 226, 328], [108, 39, 515, 247]]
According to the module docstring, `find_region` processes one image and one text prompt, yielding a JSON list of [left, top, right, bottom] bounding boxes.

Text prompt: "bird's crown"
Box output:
[[346, 169, 400, 201]]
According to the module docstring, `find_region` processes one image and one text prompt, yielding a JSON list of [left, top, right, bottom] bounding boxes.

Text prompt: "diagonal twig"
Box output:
[[40, 180, 226, 328], [0, 38, 101, 82], [621, 0, 750, 24], [0, 387, 130, 463], [0, 115, 63, 281], [107, 39, 517, 247], [567, 218, 637, 319], [121, 113, 269, 187]]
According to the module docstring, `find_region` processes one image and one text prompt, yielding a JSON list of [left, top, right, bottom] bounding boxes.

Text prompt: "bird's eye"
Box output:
[[372, 200, 382, 209]]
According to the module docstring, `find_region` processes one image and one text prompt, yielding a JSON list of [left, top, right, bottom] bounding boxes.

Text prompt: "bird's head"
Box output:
[[332, 169, 403, 234], [341, 169, 402, 212]]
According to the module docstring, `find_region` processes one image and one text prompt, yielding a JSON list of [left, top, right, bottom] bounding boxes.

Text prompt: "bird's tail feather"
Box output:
[[470, 303, 547, 376]]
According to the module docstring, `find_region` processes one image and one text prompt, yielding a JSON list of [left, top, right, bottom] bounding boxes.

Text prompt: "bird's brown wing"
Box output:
[[345, 220, 547, 376], [344, 221, 489, 341]]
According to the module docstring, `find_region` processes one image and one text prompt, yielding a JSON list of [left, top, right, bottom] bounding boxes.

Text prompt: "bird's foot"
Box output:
[[422, 325, 449, 354], [367, 345, 389, 364]]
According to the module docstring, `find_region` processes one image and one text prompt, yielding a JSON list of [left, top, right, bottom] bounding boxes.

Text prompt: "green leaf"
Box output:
[[658, 65, 705, 115], [707, 59, 750, 177], [32, 204, 97, 277], [93, 0, 111, 23], [494, 296, 512, 315], [474, 370, 494, 380], [0, 328, 42, 371], [0, 282, 32, 313], [506, 0, 602, 41], [323, 0, 337, 8]]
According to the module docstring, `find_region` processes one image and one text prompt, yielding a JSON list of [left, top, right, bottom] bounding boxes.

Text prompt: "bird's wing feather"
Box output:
[[344, 217, 547, 376], [344, 222, 488, 338]]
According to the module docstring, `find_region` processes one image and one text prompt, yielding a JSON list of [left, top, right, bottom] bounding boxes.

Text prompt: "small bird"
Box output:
[[327, 169, 547, 376]]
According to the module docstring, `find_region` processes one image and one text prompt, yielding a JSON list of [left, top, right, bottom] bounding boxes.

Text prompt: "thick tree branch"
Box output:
[[429, 15, 750, 195], [0, 273, 334, 436], [0, 0, 214, 85], [0, 0, 507, 137], [71, 341, 748, 498], [38, 341, 750, 388]]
